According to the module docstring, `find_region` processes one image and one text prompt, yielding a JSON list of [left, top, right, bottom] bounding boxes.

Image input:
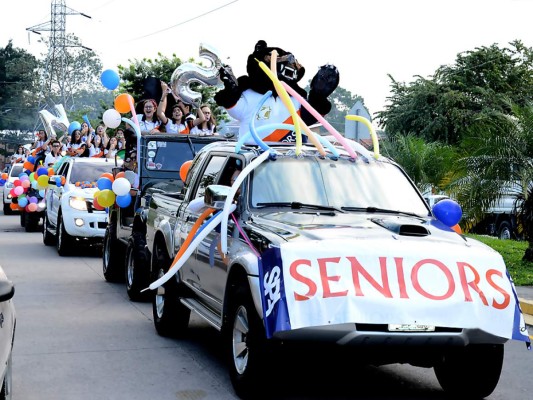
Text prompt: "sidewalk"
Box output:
[[516, 286, 533, 327]]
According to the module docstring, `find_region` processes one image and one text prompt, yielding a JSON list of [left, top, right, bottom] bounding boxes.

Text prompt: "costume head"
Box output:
[[245, 40, 306, 95]]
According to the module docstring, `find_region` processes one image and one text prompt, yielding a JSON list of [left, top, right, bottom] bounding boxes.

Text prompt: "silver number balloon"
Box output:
[[170, 43, 224, 108]]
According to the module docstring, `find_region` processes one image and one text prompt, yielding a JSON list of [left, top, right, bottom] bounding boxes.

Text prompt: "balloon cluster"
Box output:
[[0, 172, 7, 186], [98, 69, 136, 129], [7, 171, 49, 212], [93, 171, 135, 210], [75, 181, 97, 189]]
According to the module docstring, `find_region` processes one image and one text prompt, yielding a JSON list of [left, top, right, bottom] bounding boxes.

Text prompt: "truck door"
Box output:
[[180, 154, 227, 308]]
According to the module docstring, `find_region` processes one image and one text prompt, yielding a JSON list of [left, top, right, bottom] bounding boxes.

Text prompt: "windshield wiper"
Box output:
[[256, 202, 344, 213], [341, 206, 423, 218]]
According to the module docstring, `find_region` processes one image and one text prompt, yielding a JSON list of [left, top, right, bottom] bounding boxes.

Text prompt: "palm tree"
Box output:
[[448, 101, 533, 259], [381, 134, 456, 195]]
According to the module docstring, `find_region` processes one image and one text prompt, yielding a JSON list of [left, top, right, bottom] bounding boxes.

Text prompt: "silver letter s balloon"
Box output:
[[170, 43, 224, 107]]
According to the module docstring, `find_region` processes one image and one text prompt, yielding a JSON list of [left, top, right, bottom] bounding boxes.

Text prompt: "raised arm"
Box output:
[[157, 81, 170, 125], [190, 107, 206, 129]]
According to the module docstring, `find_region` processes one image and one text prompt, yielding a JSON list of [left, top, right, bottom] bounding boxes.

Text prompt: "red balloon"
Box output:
[[93, 197, 105, 211]]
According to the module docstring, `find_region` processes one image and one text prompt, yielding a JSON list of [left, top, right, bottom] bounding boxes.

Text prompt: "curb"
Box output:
[[519, 298, 533, 327]]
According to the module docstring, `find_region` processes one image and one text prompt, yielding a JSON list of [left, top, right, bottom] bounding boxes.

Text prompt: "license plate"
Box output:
[[388, 324, 435, 332]]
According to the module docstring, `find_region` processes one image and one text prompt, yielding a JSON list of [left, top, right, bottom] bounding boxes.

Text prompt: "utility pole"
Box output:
[[26, 0, 91, 108]]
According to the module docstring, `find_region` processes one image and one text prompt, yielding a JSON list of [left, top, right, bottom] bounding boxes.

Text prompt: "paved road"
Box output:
[[0, 213, 531, 400]]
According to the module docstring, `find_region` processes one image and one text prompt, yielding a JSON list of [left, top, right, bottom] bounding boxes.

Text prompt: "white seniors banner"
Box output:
[[276, 238, 526, 341]]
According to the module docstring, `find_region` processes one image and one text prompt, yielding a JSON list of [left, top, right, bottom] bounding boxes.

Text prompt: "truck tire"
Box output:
[[152, 242, 190, 337], [56, 215, 72, 256], [224, 284, 270, 399], [3, 203, 12, 215], [125, 233, 151, 302], [24, 212, 39, 232], [498, 221, 512, 240], [102, 222, 124, 282], [434, 343, 503, 398], [20, 211, 25, 227], [42, 214, 55, 246]]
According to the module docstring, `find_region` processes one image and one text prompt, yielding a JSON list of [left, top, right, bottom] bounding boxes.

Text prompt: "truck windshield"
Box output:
[[250, 157, 429, 216], [145, 140, 196, 171]]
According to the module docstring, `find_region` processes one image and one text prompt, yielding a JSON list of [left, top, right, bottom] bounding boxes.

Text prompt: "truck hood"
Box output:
[[66, 186, 99, 199], [251, 211, 478, 248]]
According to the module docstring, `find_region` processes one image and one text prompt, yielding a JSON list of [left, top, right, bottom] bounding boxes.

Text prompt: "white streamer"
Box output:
[[220, 150, 271, 254], [147, 203, 236, 291]]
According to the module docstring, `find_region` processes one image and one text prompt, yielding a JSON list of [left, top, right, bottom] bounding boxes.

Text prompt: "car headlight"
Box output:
[[69, 196, 88, 211], [5, 182, 13, 189]]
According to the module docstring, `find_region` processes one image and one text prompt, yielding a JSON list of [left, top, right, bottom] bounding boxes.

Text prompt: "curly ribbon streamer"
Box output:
[[280, 81, 358, 159], [345, 115, 380, 159], [257, 60, 302, 155], [221, 149, 271, 254], [147, 204, 235, 291]]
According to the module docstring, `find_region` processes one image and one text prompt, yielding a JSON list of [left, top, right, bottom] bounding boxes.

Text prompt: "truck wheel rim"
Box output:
[[232, 305, 249, 374]]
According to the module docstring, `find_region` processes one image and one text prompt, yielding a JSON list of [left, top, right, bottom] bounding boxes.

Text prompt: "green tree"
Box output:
[[447, 101, 533, 259], [0, 40, 40, 131], [117, 53, 220, 118], [381, 134, 457, 194], [376, 40, 533, 145]]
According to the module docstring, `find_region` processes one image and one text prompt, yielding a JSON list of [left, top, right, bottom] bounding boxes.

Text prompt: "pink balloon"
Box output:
[[21, 180, 31, 188], [27, 203, 38, 212], [13, 186, 23, 196]]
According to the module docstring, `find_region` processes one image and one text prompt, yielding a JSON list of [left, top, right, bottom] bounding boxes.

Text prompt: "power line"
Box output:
[[127, 0, 239, 42]]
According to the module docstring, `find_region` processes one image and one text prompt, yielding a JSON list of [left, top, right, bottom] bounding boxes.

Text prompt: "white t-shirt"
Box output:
[[227, 89, 301, 144], [89, 147, 104, 157], [190, 126, 217, 136], [164, 120, 189, 134], [44, 153, 62, 167], [137, 114, 161, 133]]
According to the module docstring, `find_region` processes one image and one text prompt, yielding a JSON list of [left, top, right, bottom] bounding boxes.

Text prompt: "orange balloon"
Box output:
[[9, 203, 19, 210], [114, 93, 134, 113], [48, 168, 55, 176], [452, 224, 462, 234], [23, 161, 34, 171], [115, 171, 125, 179], [180, 160, 192, 182], [100, 172, 114, 182], [1, 173, 7, 180]]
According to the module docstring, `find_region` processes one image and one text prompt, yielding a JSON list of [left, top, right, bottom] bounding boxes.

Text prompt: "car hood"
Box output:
[[250, 211, 487, 250]]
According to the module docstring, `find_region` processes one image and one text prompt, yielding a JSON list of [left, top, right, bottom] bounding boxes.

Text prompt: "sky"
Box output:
[[1, 0, 533, 118]]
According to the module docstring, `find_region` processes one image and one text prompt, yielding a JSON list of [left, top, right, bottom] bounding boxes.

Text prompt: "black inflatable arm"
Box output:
[[301, 64, 340, 126], [214, 65, 244, 109]]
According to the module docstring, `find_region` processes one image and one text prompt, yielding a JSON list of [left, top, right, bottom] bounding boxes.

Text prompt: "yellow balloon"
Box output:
[[97, 189, 116, 207], [37, 174, 49, 188]]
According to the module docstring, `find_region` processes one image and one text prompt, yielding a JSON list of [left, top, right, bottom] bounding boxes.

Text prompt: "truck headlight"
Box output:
[[69, 196, 88, 211], [5, 182, 13, 189]]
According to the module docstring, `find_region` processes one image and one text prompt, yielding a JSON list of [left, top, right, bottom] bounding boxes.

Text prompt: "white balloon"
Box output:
[[112, 177, 131, 196], [102, 109, 121, 129], [124, 170, 136, 185]]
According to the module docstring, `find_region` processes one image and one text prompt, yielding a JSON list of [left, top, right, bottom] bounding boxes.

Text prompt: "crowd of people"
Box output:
[[9, 91, 218, 171]]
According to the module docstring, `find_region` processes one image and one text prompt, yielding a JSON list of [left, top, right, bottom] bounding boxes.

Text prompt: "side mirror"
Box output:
[[0, 280, 14, 302], [204, 185, 231, 210]]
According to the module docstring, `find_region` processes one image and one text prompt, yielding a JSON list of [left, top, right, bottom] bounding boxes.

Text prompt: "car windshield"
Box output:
[[70, 162, 117, 184], [145, 140, 196, 171], [9, 165, 23, 178], [250, 157, 429, 216]]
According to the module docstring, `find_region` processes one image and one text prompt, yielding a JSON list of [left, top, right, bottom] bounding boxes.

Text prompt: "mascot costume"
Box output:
[[214, 40, 339, 143]]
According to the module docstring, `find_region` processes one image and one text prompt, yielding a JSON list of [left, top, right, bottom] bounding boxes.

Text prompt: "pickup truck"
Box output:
[[145, 141, 529, 399], [102, 134, 227, 300]]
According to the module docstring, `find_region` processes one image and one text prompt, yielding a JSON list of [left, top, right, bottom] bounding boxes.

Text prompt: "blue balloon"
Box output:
[[116, 193, 132, 208], [68, 121, 81, 135], [18, 197, 28, 208], [432, 199, 462, 227], [100, 69, 120, 90], [97, 177, 113, 191], [27, 156, 35, 164], [37, 167, 48, 177], [55, 177, 62, 187]]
